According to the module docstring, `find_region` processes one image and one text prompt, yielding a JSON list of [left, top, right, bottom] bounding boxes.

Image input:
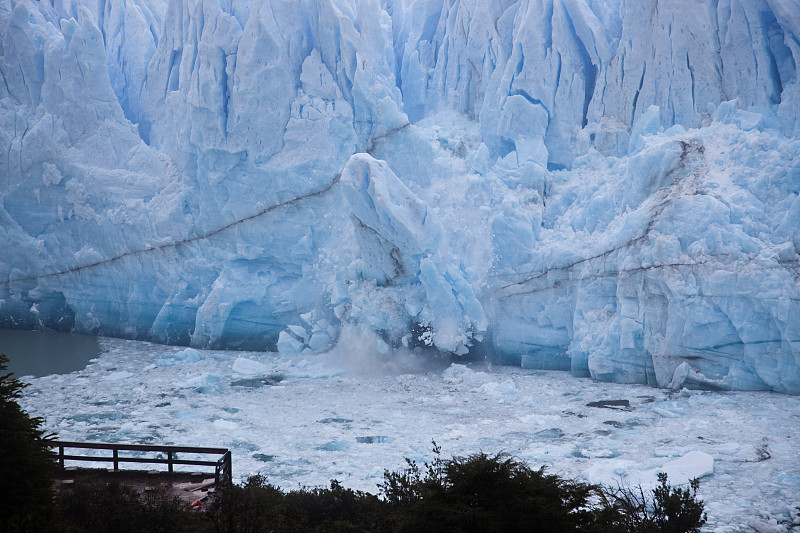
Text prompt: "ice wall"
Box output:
[[394, 0, 800, 164], [1, 0, 798, 392]]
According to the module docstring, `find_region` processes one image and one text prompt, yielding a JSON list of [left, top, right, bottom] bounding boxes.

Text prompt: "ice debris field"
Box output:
[[19, 337, 800, 532]]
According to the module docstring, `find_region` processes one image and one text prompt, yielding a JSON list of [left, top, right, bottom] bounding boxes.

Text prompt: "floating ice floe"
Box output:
[[155, 348, 204, 367], [232, 357, 271, 377]]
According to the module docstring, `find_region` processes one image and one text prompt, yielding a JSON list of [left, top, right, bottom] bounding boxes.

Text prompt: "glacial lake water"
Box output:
[[0, 328, 100, 378]]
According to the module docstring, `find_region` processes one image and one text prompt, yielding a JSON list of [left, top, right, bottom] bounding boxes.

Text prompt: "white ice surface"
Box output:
[[20, 337, 800, 532], [2, 0, 798, 393]]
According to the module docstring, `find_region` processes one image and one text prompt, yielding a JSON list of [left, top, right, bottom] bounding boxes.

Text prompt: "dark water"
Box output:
[[0, 329, 100, 378]]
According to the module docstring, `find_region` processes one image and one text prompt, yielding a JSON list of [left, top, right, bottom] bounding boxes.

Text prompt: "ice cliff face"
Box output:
[[1, 0, 798, 392]]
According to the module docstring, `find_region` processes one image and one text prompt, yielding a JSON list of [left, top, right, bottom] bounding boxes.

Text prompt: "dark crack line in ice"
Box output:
[[4, 122, 417, 286], [494, 140, 800, 299], [364, 121, 412, 155], [349, 214, 405, 285], [495, 257, 800, 301], [495, 146, 703, 293], [3, 173, 343, 285]]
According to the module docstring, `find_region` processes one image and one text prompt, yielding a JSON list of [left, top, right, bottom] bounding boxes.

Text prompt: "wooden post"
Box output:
[[59, 445, 64, 468], [216, 451, 231, 486], [168, 451, 173, 473], [113, 449, 119, 470]]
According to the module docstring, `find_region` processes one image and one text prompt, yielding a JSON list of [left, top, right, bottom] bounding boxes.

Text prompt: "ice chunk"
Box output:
[[232, 357, 271, 376], [277, 331, 305, 356], [629, 451, 715, 488], [658, 451, 714, 485], [213, 419, 239, 431], [628, 106, 663, 154], [479, 380, 519, 402], [155, 348, 203, 367], [277, 310, 337, 356], [442, 364, 491, 386], [300, 49, 341, 101], [776, 473, 800, 487], [650, 400, 689, 418], [179, 373, 224, 394], [318, 440, 351, 452], [584, 451, 713, 489]]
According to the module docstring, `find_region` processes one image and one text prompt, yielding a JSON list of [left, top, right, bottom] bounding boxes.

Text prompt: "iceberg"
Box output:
[[1, 0, 798, 392]]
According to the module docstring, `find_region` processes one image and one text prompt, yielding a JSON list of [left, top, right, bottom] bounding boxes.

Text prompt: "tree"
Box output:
[[380, 443, 625, 532], [651, 473, 707, 533], [57, 477, 206, 533], [610, 472, 707, 533], [0, 354, 58, 532]]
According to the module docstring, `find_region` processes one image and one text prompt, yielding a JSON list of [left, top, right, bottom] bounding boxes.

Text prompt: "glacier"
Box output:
[[1, 0, 799, 392]]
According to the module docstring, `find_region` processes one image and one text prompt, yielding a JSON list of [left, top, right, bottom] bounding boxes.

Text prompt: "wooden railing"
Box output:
[[52, 440, 232, 486]]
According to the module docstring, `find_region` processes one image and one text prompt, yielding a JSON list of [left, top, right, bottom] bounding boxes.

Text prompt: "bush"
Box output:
[[380, 443, 623, 532], [209, 474, 391, 532], [652, 474, 707, 532], [609, 473, 707, 533], [208, 474, 285, 533], [50, 456, 708, 533], [0, 354, 58, 532], [56, 477, 207, 533]]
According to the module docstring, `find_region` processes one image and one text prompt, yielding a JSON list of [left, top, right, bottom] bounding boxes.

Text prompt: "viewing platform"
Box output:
[[51, 440, 232, 508]]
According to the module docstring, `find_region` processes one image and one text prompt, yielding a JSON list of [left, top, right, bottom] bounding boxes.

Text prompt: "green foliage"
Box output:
[[651, 473, 707, 533], [208, 474, 285, 533], [609, 473, 707, 533], [379, 440, 445, 506], [209, 474, 390, 532], [49, 444, 708, 533], [379, 443, 624, 532], [0, 354, 58, 532], [56, 477, 207, 533]]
